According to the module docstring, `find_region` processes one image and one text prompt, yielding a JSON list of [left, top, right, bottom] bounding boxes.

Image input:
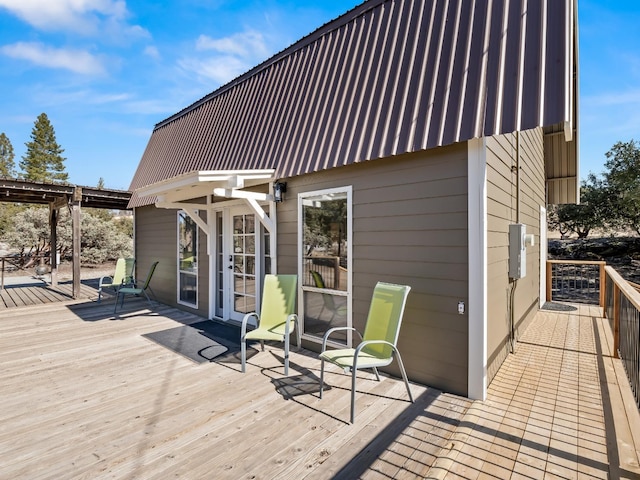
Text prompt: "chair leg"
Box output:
[[395, 351, 414, 403], [350, 367, 358, 424], [372, 366, 381, 381], [241, 337, 246, 373], [284, 335, 289, 376], [319, 358, 325, 399], [142, 289, 152, 308]]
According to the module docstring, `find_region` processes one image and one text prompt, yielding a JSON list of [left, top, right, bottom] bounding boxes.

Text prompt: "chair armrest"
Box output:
[[98, 276, 113, 288], [284, 313, 298, 337], [321, 326, 361, 352], [353, 339, 395, 368], [241, 312, 259, 339]]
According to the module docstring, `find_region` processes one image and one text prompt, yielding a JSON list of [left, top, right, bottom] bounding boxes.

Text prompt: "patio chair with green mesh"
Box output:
[[98, 257, 135, 303], [241, 274, 300, 376], [319, 282, 413, 423], [114, 261, 159, 313]]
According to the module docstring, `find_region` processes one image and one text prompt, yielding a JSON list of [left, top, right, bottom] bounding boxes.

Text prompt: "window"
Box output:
[[299, 187, 352, 344], [178, 211, 198, 307]]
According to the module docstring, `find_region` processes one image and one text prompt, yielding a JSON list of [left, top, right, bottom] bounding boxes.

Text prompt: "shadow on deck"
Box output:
[[0, 275, 103, 309]]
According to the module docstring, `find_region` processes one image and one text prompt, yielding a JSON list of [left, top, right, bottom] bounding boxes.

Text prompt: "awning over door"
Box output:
[[135, 169, 278, 236]]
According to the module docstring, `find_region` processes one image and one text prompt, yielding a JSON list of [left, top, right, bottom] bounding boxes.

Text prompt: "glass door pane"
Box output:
[[178, 211, 198, 307], [230, 212, 257, 317], [215, 211, 224, 318]]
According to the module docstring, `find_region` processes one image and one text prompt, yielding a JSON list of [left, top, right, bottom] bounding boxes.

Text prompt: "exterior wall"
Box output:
[[277, 144, 470, 395], [485, 128, 546, 382], [134, 205, 210, 318]]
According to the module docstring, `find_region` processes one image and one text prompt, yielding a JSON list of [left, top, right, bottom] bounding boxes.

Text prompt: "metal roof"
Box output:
[[129, 0, 578, 208]]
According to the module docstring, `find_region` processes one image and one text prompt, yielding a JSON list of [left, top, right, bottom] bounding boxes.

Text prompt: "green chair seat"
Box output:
[[319, 348, 393, 370]]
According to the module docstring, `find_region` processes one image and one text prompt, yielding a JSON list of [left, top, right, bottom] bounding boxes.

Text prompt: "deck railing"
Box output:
[[604, 266, 640, 410], [303, 256, 341, 289], [546, 260, 606, 306], [547, 259, 639, 410]]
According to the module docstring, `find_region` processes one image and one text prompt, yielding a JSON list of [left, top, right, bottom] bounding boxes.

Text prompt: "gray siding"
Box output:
[[134, 205, 210, 318], [486, 128, 545, 382], [277, 144, 469, 395]]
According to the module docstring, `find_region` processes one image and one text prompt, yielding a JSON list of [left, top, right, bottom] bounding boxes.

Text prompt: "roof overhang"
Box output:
[[135, 169, 276, 204], [544, 0, 579, 205]]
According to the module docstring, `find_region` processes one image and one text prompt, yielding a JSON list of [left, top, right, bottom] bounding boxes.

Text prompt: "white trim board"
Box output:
[[467, 138, 488, 401]]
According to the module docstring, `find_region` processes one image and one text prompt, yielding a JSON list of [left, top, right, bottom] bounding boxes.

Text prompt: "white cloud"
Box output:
[[196, 30, 269, 58], [143, 45, 160, 60], [180, 29, 272, 85], [178, 55, 248, 86], [1, 42, 105, 75], [0, 0, 148, 38]]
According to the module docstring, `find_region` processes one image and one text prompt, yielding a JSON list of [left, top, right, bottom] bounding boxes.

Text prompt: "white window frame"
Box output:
[[297, 186, 353, 346], [177, 210, 198, 309]]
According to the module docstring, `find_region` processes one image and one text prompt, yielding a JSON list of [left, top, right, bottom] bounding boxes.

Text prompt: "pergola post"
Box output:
[[49, 203, 59, 287], [72, 187, 82, 299]]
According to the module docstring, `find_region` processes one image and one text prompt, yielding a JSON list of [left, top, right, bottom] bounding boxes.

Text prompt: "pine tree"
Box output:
[[20, 113, 68, 183], [0, 132, 16, 178]]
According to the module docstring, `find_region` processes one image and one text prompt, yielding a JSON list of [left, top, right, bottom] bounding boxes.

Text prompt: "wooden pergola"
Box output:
[[0, 178, 131, 298]]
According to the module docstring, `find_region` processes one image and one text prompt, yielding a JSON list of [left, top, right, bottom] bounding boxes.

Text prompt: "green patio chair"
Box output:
[[319, 282, 413, 423], [98, 257, 135, 303], [241, 274, 300, 375], [114, 261, 159, 313]]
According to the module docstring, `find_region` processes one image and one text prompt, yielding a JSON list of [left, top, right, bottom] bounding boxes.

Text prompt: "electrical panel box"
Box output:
[[509, 223, 526, 279]]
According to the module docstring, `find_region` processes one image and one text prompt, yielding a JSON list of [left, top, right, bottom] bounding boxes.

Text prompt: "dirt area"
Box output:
[[0, 242, 117, 281], [548, 236, 640, 284], [1, 259, 115, 282]]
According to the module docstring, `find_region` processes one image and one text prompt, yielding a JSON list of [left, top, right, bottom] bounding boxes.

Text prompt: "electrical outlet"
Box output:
[[458, 301, 465, 314]]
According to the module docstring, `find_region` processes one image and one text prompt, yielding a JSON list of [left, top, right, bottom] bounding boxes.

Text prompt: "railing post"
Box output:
[[1, 257, 4, 290], [613, 283, 620, 359], [546, 261, 552, 302], [599, 262, 606, 307]]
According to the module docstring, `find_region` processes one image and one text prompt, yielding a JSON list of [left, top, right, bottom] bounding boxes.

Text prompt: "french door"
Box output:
[[214, 206, 269, 323]]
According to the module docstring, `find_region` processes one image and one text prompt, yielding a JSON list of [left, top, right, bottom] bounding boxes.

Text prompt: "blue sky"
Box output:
[[0, 0, 638, 191]]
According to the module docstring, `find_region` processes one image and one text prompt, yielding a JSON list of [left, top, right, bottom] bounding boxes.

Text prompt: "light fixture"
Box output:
[[274, 182, 287, 202]]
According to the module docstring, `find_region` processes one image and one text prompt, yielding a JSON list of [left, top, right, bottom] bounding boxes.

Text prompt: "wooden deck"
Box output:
[[431, 304, 640, 480], [0, 278, 98, 309], [0, 286, 639, 479], [0, 297, 469, 479]]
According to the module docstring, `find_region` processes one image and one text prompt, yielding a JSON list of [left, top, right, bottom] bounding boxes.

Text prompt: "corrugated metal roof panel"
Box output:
[[129, 0, 578, 207]]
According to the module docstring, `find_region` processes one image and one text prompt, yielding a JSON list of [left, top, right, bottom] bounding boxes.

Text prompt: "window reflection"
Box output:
[[301, 189, 350, 345], [302, 192, 348, 291]]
